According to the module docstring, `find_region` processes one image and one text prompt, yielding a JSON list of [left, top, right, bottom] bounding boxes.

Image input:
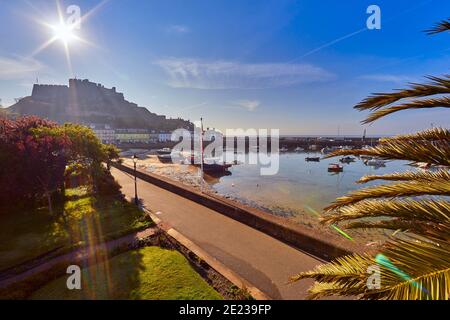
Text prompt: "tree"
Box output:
[[102, 143, 120, 170], [35, 123, 119, 192], [0, 116, 70, 212], [291, 20, 450, 300]]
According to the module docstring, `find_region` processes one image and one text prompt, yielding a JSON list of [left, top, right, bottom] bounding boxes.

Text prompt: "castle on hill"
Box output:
[[7, 79, 193, 133]]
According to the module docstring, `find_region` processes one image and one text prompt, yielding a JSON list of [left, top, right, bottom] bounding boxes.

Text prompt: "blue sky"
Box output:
[[0, 0, 449, 135]]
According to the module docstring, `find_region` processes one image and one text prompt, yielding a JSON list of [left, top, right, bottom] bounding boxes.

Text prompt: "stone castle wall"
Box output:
[[31, 84, 69, 102], [32, 79, 126, 104]]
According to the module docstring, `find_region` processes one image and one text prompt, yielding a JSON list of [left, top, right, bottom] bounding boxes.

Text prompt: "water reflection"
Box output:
[[209, 151, 409, 216]]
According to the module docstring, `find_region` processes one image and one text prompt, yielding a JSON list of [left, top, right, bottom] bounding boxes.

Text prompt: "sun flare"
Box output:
[[51, 23, 77, 45]]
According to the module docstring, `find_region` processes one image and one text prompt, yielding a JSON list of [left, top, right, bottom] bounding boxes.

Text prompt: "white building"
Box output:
[[158, 132, 172, 142], [89, 124, 116, 144]]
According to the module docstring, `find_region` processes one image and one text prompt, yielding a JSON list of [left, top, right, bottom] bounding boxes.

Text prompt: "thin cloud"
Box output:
[[0, 56, 43, 80], [234, 100, 260, 111], [155, 58, 335, 89], [167, 25, 190, 34], [359, 74, 416, 83]]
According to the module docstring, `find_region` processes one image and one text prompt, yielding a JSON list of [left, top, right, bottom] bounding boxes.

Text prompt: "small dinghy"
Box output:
[[328, 163, 343, 172]]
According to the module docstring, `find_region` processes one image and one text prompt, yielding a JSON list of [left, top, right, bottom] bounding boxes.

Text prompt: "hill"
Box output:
[[6, 79, 192, 131]]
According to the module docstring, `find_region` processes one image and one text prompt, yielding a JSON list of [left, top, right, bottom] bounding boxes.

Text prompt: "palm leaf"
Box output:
[[307, 281, 367, 300], [325, 140, 450, 166], [371, 237, 450, 300], [379, 127, 450, 142], [357, 169, 450, 184], [325, 178, 450, 211], [291, 253, 374, 287], [344, 219, 449, 240], [321, 199, 450, 225], [293, 237, 450, 300], [361, 97, 450, 124], [355, 75, 450, 111], [426, 18, 450, 35]]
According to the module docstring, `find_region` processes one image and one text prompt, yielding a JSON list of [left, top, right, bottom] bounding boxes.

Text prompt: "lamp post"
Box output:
[[132, 154, 138, 205]]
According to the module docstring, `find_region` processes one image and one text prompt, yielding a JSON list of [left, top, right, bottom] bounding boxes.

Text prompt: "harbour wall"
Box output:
[[113, 163, 363, 261]]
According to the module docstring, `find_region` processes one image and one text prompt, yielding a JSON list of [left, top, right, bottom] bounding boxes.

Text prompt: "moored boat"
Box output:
[[364, 159, 386, 167], [157, 154, 173, 163], [328, 163, 343, 172], [156, 148, 172, 155], [339, 156, 355, 163], [305, 156, 320, 162]]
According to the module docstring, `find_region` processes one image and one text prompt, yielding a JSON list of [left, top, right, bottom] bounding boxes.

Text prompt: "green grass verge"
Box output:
[[0, 186, 153, 271], [30, 246, 223, 300]]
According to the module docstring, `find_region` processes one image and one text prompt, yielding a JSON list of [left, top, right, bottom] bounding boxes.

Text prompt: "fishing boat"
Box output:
[[328, 163, 343, 172], [156, 148, 172, 155], [305, 156, 320, 162], [339, 156, 355, 163]]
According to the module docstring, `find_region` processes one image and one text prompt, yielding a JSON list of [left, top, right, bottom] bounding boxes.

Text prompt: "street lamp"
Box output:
[[132, 154, 139, 205]]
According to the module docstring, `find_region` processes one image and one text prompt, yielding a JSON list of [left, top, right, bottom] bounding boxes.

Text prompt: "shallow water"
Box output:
[[208, 151, 409, 222]]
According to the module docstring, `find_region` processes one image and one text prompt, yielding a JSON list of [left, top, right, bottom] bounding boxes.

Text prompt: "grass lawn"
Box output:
[[0, 186, 153, 271], [30, 246, 223, 300]]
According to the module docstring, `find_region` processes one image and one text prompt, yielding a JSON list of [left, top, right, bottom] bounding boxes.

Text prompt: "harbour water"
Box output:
[[206, 151, 409, 241]]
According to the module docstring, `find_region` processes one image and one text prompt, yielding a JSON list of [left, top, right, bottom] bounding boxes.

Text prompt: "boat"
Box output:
[[280, 146, 289, 152], [157, 154, 173, 163], [305, 157, 320, 162], [202, 162, 232, 173], [339, 156, 355, 163], [360, 155, 373, 160], [156, 148, 172, 155], [328, 163, 343, 172], [294, 146, 305, 152], [364, 159, 386, 167]]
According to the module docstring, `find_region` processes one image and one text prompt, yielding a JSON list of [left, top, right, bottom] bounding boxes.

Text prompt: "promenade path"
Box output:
[[111, 167, 325, 300]]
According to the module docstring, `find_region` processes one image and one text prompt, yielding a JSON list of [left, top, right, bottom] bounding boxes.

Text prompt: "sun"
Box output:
[[51, 22, 77, 45]]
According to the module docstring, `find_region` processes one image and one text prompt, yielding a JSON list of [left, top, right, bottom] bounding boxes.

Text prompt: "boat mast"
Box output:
[[200, 117, 204, 193]]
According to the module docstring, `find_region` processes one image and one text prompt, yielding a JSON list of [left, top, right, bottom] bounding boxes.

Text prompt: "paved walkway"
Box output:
[[112, 167, 324, 300]]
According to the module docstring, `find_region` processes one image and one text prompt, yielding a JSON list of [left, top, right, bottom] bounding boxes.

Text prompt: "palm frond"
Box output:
[[325, 178, 450, 211], [426, 18, 450, 35], [344, 219, 449, 240], [294, 237, 450, 300], [321, 199, 450, 225], [371, 237, 450, 300], [361, 97, 450, 124], [379, 127, 450, 143], [357, 169, 450, 184], [325, 140, 450, 166], [355, 75, 450, 111], [307, 281, 366, 300], [291, 253, 374, 286]]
